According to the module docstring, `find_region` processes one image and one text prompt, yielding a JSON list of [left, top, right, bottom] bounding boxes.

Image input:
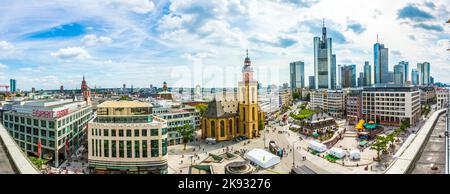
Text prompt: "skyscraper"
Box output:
[[411, 69, 419, 85], [374, 37, 389, 84], [340, 64, 356, 88], [337, 64, 342, 88], [309, 76, 315, 89], [417, 62, 430, 86], [363, 61, 371, 86], [9, 79, 16, 92], [393, 64, 404, 85], [289, 61, 305, 91], [398, 61, 409, 83], [358, 72, 365, 87], [314, 19, 336, 90]]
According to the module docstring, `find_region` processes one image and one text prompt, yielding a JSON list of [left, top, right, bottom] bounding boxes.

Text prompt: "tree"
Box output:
[[175, 124, 196, 150], [119, 95, 131, 101], [370, 136, 388, 161], [195, 104, 208, 116], [292, 92, 300, 100]]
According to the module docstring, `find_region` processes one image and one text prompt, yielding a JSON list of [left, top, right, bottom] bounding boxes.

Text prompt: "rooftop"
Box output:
[[97, 100, 152, 108]]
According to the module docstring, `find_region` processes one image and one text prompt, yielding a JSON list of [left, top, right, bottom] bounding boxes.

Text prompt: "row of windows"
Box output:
[[363, 93, 406, 97], [8, 130, 56, 147], [3, 122, 56, 138], [91, 128, 167, 137], [91, 138, 168, 158]]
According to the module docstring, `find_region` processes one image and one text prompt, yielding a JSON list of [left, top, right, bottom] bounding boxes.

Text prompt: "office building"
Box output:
[[411, 69, 419, 86], [314, 20, 336, 90], [88, 101, 168, 174], [358, 72, 365, 87], [399, 61, 409, 83], [436, 88, 449, 110], [363, 61, 371, 86], [341, 64, 356, 88], [310, 90, 345, 118], [10, 79, 16, 93], [309, 76, 315, 89], [417, 62, 431, 86], [362, 87, 420, 126], [152, 101, 200, 146], [393, 64, 404, 85], [374, 39, 389, 84], [290, 61, 305, 91], [2, 99, 94, 167]]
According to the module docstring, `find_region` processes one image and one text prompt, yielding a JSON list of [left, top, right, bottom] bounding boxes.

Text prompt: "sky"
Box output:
[[0, 0, 449, 90]]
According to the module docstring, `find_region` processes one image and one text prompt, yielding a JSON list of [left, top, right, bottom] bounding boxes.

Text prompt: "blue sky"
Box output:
[[0, 0, 449, 90]]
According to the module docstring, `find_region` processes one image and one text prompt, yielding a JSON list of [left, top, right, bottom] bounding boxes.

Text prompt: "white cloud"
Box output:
[[0, 63, 8, 69], [0, 41, 13, 50], [82, 34, 113, 46], [102, 0, 155, 14], [51, 47, 91, 59]]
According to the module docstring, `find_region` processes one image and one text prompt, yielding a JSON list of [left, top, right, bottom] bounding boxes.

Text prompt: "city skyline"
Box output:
[[0, 0, 449, 90]]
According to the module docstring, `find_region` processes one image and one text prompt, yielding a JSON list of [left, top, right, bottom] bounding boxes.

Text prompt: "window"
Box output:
[[103, 140, 109, 158], [126, 130, 131, 137], [41, 120, 47, 128], [134, 130, 139, 137], [142, 140, 148, 158], [33, 119, 39, 127], [141, 129, 147, 137], [151, 129, 159, 136], [111, 140, 117, 158], [103, 129, 109, 137], [119, 130, 124, 137], [162, 128, 167, 135], [33, 128, 39, 136], [49, 131, 55, 138], [119, 141, 124, 158], [49, 121, 55, 129], [151, 140, 159, 157], [27, 118, 31, 125], [41, 130, 47, 137], [111, 129, 116, 137], [134, 141, 140, 158], [162, 138, 167, 156], [220, 121, 225, 137], [126, 140, 132, 158]]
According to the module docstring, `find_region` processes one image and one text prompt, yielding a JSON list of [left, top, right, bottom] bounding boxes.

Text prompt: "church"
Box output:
[[201, 50, 265, 142]]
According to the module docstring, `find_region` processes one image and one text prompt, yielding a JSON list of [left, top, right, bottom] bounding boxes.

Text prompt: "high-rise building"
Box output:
[[358, 72, 365, 87], [9, 79, 16, 93], [289, 61, 305, 91], [60, 85, 64, 93], [341, 64, 356, 88], [393, 64, 404, 85], [309, 76, 315, 89], [363, 61, 371, 86], [411, 69, 419, 85], [337, 64, 342, 88], [314, 20, 336, 90], [31, 87, 36, 93], [374, 38, 389, 84], [417, 62, 431, 86], [398, 61, 409, 83]]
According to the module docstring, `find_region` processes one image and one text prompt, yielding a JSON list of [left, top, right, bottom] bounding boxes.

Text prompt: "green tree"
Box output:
[[292, 92, 300, 100], [195, 104, 208, 116], [119, 95, 131, 101], [370, 136, 388, 161], [176, 124, 196, 150]]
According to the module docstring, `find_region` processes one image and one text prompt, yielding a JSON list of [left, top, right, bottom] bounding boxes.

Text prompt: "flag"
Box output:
[[37, 139, 41, 158]]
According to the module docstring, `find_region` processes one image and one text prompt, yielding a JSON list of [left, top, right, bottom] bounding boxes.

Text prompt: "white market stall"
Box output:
[[329, 147, 346, 159], [244, 149, 281, 169], [349, 150, 361, 160], [308, 141, 327, 153]]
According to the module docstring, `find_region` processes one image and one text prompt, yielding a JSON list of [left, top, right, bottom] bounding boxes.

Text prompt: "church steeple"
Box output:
[[244, 49, 251, 66]]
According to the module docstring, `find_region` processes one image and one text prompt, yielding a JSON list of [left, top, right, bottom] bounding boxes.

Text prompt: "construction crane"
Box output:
[[0, 85, 9, 96]]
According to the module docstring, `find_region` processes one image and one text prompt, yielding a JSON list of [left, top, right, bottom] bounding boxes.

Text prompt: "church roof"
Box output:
[[204, 99, 235, 118]]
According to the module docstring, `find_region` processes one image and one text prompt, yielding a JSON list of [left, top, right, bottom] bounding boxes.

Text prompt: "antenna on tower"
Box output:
[[377, 34, 379, 43], [246, 49, 249, 58], [323, 18, 325, 27]]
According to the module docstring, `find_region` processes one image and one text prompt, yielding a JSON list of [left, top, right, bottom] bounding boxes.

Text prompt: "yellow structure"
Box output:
[[201, 50, 265, 141]]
